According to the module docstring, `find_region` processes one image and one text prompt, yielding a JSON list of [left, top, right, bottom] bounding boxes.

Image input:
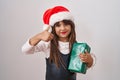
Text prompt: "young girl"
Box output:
[[22, 6, 93, 80]]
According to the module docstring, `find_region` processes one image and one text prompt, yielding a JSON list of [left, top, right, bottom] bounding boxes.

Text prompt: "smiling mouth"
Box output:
[[61, 32, 67, 34]]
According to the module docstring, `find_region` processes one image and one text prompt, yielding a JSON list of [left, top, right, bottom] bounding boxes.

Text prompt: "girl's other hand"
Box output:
[[79, 51, 93, 68]]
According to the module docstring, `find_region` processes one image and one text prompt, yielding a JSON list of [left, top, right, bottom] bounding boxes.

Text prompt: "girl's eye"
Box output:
[[55, 24, 60, 27]]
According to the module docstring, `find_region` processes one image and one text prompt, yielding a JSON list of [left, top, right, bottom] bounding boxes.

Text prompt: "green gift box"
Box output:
[[68, 42, 91, 74]]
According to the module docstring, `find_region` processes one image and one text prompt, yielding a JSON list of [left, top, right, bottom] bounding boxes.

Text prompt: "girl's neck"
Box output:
[[59, 38, 68, 42]]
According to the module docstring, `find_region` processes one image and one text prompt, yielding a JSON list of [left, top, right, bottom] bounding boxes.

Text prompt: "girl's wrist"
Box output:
[[29, 35, 41, 46]]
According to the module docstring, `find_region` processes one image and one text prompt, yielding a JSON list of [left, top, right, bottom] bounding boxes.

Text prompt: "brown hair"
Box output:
[[50, 20, 76, 68]]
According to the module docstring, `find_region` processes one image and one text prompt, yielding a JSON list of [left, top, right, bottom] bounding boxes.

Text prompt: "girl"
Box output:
[[22, 6, 93, 80]]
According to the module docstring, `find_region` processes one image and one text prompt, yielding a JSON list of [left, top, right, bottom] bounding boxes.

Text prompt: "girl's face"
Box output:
[[55, 21, 71, 42]]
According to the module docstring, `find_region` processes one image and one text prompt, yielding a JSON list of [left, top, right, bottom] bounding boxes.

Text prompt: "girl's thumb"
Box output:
[[43, 25, 52, 32], [45, 26, 50, 31]]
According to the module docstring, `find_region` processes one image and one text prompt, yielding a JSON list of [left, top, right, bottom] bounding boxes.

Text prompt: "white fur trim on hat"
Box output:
[[49, 12, 74, 26]]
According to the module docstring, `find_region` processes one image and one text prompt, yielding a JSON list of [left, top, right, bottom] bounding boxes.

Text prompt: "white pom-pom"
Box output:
[[43, 24, 52, 32]]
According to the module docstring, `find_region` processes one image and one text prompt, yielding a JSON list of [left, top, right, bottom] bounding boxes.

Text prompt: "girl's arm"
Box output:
[[22, 26, 54, 54]]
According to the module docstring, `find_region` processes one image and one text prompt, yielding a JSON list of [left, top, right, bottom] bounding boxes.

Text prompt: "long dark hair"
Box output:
[[50, 20, 76, 68]]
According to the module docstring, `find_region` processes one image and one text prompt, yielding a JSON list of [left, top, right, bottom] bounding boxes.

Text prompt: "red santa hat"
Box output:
[[42, 6, 74, 32]]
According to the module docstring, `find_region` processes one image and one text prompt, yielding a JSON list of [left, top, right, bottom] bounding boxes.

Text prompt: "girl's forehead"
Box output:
[[54, 20, 73, 26]]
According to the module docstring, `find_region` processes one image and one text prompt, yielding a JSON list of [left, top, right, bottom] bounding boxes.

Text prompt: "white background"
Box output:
[[0, 0, 120, 80]]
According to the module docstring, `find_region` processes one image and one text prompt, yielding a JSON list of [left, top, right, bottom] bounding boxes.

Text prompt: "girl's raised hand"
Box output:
[[40, 26, 54, 42], [29, 26, 54, 46]]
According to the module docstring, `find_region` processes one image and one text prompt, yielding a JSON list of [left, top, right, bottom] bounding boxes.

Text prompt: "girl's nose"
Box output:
[[60, 25, 65, 30]]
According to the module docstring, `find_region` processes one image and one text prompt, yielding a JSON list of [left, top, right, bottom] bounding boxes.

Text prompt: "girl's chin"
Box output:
[[60, 35, 68, 38]]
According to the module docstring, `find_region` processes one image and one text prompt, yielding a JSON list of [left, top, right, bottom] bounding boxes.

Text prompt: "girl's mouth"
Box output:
[[61, 32, 67, 34]]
